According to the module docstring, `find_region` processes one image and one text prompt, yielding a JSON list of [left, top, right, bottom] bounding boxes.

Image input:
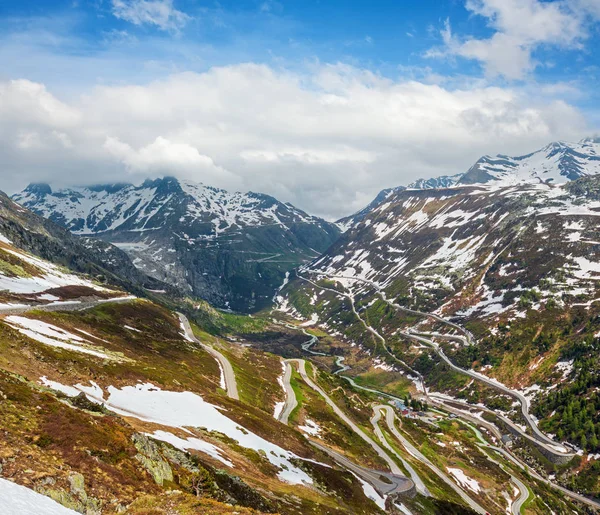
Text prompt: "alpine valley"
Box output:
[[14, 177, 340, 312], [2, 137, 600, 515]]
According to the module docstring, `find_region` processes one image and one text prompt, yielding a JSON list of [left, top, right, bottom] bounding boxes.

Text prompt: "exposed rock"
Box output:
[[132, 434, 174, 486]]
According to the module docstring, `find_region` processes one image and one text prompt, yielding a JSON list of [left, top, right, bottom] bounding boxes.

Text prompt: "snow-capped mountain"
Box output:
[[458, 138, 600, 186], [398, 138, 600, 193], [14, 177, 340, 311], [407, 173, 463, 190], [338, 138, 600, 233], [290, 175, 600, 322]]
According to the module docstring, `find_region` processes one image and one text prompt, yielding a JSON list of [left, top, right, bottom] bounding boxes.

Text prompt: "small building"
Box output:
[[394, 400, 406, 410], [501, 434, 514, 447]]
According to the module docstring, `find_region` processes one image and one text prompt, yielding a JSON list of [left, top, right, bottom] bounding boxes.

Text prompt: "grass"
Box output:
[[288, 367, 305, 425], [351, 369, 413, 398]]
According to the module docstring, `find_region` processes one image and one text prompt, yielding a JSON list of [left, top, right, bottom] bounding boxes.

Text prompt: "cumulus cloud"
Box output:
[[111, 0, 190, 31], [104, 136, 241, 187], [428, 0, 598, 79], [0, 63, 591, 220]]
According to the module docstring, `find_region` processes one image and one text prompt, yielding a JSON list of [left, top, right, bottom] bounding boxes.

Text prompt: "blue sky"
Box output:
[[0, 0, 599, 218]]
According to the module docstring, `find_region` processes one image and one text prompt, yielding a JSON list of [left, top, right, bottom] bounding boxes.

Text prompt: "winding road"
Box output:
[[372, 405, 487, 514], [276, 358, 417, 497], [401, 331, 571, 456], [300, 271, 600, 511], [277, 360, 297, 425], [310, 440, 415, 498], [178, 313, 240, 400], [308, 272, 573, 459], [370, 407, 430, 497], [286, 358, 407, 477]]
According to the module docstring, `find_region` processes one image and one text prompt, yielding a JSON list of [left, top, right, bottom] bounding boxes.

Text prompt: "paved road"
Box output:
[[431, 395, 600, 512], [287, 358, 407, 477], [309, 440, 415, 497], [374, 405, 487, 515], [370, 407, 430, 497], [428, 393, 575, 461], [277, 360, 297, 425], [299, 276, 424, 389], [403, 331, 572, 456], [308, 272, 573, 459], [178, 313, 240, 400], [510, 471, 529, 514]]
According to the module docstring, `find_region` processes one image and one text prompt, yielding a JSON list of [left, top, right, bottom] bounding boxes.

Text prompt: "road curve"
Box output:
[[310, 272, 572, 458], [510, 472, 529, 514], [178, 313, 239, 400], [277, 360, 297, 425], [370, 407, 430, 497], [375, 405, 487, 515], [309, 440, 415, 497], [286, 358, 406, 476]]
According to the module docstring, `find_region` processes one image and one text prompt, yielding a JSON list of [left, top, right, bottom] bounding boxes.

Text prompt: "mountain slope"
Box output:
[[302, 177, 600, 319], [14, 177, 340, 312], [458, 138, 600, 186], [0, 191, 168, 299], [280, 176, 600, 487]]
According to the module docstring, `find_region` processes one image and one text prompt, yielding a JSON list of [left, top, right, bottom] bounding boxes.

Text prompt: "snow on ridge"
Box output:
[[15, 177, 324, 237], [39, 379, 317, 486], [0, 246, 110, 295], [6, 317, 117, 360]]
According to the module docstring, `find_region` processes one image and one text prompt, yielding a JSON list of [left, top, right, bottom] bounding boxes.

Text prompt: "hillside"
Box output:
[[2, 193, 586, 514], [0, 199, 404, 514], [280, 175, 600, 505], [13, 177, 340, 312]]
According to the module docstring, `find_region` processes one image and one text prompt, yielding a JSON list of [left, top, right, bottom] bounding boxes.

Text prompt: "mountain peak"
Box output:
[[11, 177, 340, 312], [24, 183, 52, 196]]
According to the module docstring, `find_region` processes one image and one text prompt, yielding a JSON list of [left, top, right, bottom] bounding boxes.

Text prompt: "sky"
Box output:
[[0, 0, 599, 220]]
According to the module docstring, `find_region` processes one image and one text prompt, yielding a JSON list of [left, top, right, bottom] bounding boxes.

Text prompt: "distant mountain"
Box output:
[[458, 138, 600, 186], [0, 190, 167, 299], [336, 138, 600, 236], [335, 186, 406, 233], [407, 173, 463, 190], [14, 177, 340, 312]]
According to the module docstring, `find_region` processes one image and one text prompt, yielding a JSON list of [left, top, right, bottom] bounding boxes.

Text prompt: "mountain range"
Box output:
[[14, 177, 340, 312], [2, 138, 600, 514], [13, 138, 600, 312]]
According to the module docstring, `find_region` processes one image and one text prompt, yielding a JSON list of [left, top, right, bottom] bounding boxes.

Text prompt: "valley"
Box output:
[[3, 137, 600, 514]]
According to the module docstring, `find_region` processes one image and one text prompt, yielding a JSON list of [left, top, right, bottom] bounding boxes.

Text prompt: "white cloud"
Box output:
[[104, 136, 241, 187], [111, 0, 190, 31], [0, 64, 591, 220], [0, 79, 80, 127], [428, 0, 595, 79]]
